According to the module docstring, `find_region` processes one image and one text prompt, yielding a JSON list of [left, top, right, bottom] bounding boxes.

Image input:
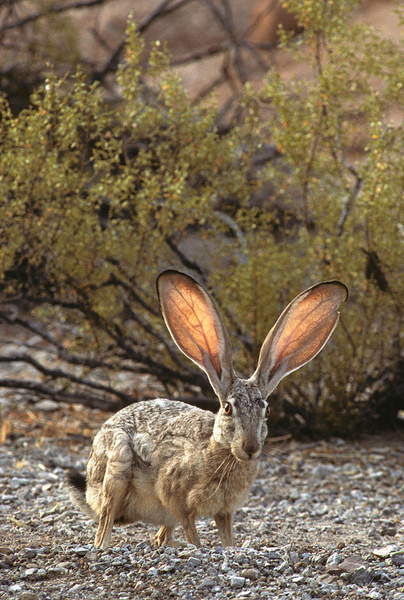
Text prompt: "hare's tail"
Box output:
[[67, 468, 98, 521]]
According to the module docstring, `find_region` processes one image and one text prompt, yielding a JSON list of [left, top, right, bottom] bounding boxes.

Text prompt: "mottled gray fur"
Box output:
[[67, 270, 347, 549]]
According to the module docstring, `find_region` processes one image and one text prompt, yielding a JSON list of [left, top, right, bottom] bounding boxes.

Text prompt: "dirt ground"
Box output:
[[1, 403, 403, 600]]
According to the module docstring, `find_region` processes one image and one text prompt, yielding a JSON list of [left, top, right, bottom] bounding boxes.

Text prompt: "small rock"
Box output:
[[326, 552, 342, 567], [21, 593, 39, 600], [288, 551, 300, 565], [0, 553, 14, 566], [313, 464, 336, 478], [351, 489, 364, 501], [134, 581, 145, 591], [368, 527, 379, 538], [317, 573, 338, 584], [85, 551, 99, 563], [48, 566, 68, 576], [374, 568, 390, 583], [312, 552, 328, 565], [229, 575, 246, 589], [186, 557, 202, 568], [380, 525, 397, 536], [36, 568, 47, 579], [276, 560, 291, 574], [350, 566, 373, 585], [288, 488, 300, 500], [338, 555, 366, 573], [240, 568, 259, 580], [22, 568, 37, 579], [8, 584, 23, 594], [160, 564, 175, 573], [392, 553, 404, 566], [373, 545, 401, 558], [198, 577, 216, 589], [368, 591, 382, 600], [71, 546, 89, 557], [33, 399, 59, 412]]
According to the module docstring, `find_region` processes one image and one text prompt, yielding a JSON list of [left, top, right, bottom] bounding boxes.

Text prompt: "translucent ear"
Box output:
[[157, 270, 235, 400], [251, 281, 348, 397]]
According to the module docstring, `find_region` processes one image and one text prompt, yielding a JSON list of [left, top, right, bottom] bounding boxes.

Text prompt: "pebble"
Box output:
[[276, 560, 292, 574], [229, 575, 246, 589], [20, 593, 39, 600], [32, 399, 60, 412], [187, 557, 202, 568], [9, 584, 23, 594], [240, 568, 260, 580], [373, 545, 401, 558], [350, 566, 373, 585], [199, 576, 216, 589], [72, 546, 90, 556], [392, 554, 404, 566]]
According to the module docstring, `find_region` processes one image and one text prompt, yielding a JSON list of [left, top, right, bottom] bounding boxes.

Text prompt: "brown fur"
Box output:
[[67, 270, 347, 548]]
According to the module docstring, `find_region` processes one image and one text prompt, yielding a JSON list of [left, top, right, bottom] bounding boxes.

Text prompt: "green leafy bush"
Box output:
[[0, 6, 403, 436]]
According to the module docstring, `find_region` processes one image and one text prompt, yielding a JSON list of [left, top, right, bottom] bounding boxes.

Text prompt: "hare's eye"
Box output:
[[265, 405, 271, 418], [224, 403, 233, 416]]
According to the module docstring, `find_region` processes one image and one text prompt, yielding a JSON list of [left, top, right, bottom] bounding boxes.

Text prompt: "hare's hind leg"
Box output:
[[93, 431, 133, 549], [95, 480, 127, 548], [214, 513, 234, 547]]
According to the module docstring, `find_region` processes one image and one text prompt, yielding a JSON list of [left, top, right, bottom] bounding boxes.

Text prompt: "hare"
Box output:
[[67, 269, 347, 549]]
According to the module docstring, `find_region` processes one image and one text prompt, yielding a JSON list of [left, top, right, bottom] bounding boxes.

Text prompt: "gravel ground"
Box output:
[[1, 401, 404, 600]]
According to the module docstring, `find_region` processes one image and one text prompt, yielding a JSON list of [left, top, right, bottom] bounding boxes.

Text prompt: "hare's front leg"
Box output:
[[214, 513, 234, 547], [180, 514, 201, 547]]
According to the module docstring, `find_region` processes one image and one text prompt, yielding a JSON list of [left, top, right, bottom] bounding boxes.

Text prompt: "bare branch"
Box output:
[[0, 353, 135, 403], [201, 0, 248, 84], [94, 0, 195, 81], [0, 0, 109, 33], [170, 41, 230, 67], [0, 377, 120, 411]]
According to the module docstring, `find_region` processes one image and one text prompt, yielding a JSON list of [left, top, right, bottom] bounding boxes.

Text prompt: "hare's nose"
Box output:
[[242, 440, 260, 459]]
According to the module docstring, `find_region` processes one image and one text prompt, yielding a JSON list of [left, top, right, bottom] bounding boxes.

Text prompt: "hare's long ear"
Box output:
[[157, 270, 235, 400], [251, 281, 348, 398]]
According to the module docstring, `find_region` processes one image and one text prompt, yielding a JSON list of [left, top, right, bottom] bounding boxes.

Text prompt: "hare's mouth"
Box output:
[[232, 446, 261, 462]]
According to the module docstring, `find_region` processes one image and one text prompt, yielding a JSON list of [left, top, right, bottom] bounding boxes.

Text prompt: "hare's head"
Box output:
[[157, 270, 347, 462]]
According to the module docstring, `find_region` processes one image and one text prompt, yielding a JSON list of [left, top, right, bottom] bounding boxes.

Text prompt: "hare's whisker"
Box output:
[[205, 454, 238, 502]]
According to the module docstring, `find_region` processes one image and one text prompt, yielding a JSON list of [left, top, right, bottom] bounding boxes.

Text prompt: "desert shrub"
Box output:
[[236, 0, 404, 435], [0, 4, 403, 436]]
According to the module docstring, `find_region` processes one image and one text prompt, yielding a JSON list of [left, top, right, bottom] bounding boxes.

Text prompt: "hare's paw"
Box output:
[[151, 526, 182, 548]]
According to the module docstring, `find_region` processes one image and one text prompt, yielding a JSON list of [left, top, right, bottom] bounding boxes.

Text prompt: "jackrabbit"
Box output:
[[68, 269, 347, 549]]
